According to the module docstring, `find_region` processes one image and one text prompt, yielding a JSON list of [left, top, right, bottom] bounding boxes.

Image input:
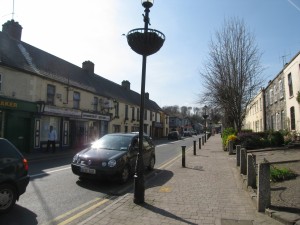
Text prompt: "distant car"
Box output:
[[168, 131, 181, 140], [183, 131, 192, 137], [71, 133, 156, 184], [0, 138, 30, 213]]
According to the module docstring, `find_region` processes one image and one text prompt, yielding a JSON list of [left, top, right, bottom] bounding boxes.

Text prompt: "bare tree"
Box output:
[[199, 17, 264, 131]]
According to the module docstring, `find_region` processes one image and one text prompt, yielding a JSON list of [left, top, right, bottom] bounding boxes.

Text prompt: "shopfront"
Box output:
[[0, 96, 37, 153], [34, 105, 111, 151]]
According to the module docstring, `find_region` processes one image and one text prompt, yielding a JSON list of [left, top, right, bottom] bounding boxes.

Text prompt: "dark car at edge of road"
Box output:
[[0, 138, 30, 213], [167, 131, 181, 140], [71, 133, 156, 184]]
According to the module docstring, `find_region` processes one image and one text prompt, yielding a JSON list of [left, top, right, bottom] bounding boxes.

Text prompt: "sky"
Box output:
[[1, 0, 300, 110]]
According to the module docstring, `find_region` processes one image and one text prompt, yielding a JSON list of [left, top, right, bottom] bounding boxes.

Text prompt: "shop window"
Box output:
[[73, 91, 80, 109], [288, 73, 294, 97], [290, 107, 295, 130], [47, 84, 55, 105]]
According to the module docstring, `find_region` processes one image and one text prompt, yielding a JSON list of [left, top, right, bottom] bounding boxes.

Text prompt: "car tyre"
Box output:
[[0, 184, 17, 213], [119, 165, 130, 184], [147, 155, 155, 171]]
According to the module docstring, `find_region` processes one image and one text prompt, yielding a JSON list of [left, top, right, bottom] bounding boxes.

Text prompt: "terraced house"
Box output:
[[244, 51, 300, 134], [0, 20, 169, 153]]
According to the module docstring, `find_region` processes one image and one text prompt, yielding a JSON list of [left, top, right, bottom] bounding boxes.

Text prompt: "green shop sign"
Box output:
[[0, 97, 37, 112]]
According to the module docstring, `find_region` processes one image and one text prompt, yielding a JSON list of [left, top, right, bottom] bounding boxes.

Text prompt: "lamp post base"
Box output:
[[133, 174, 145, 204]]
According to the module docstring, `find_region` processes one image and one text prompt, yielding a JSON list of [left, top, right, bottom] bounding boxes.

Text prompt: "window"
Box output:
[[279, 79, 283, 99], [73, 91, 80, 109], [150, 111, 153, 121], [281, 110, 285, 130], [290, 107, 295, 130], [0, 74, 2, 92], [115, 102, 119, 117], [131, 107, 135, 120], [269, 89, 273, 105], [47, 84, 55, 105], [93, 97, 98, 111], [288, 73, 294, 97], [125, 105, 128, 120], [144, 110, 148, 120], [265, 91, 269, 106]]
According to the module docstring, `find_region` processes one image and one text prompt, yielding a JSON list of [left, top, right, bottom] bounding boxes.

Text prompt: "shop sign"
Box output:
[[82, 112, 110, 121], [0, 100, 17, 108], [44, 105, 81, 117]]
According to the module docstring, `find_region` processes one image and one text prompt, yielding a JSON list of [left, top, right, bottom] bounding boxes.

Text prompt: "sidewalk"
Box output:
[[66, 135, 285, 225]]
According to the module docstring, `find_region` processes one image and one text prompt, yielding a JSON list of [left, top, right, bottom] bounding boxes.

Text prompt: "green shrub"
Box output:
[[270, 166, 297, 182], [221, 127, 237, 148], [268, 131, 284, 147]]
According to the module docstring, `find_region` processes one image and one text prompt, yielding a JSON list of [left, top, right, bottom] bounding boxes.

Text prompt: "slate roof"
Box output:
[[0, 23, 162, 112]]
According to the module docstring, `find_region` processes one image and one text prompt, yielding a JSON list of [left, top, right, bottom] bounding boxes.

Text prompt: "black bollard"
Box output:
[[199, 138, 201, 149], [193, 141, 196, 155], [181, 146, 186, 167]]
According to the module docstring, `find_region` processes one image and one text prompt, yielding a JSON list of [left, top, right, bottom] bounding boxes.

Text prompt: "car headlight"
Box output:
[[108, 159, 116, 167], [73, 154, 79, 163]]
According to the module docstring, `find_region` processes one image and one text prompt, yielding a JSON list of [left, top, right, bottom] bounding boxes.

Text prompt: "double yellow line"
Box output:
[[43, 197, 109, 225]]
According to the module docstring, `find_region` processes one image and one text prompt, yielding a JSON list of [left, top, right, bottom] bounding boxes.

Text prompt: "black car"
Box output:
[[71, 133, 155, 183], [0, 138, 30, 213], [167, 131, 181, 140]]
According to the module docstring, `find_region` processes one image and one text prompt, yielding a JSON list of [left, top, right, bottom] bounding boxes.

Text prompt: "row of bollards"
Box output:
[[181, 134, 208, 167]]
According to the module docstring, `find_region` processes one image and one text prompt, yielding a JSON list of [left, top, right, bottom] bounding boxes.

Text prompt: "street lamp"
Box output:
[[126, 0, 165, 204]]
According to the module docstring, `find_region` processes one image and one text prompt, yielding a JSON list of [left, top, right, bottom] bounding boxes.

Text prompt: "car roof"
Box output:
[[104, 132, 150, 138]]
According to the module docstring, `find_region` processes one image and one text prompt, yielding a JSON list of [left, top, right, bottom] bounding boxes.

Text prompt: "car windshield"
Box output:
[[91, 135, 133, 151]]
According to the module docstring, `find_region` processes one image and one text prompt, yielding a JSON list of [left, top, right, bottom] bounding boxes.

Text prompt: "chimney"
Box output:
[[82, 61, 94, 75], [2, 20, 22, 41], [121, 80, 130, 90], [145, 92, 149, 99]]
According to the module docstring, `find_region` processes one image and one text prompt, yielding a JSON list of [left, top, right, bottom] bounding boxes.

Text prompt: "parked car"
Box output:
[[0, 138, 30, 213], [71, 133, 156, 183], [167, 131, 181, 140], [183, 131, 192, 137]]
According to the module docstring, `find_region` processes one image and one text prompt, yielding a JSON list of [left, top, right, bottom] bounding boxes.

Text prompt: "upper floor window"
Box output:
[[93, 97, 98, 111], [288, 73, 294, 97], [125, 105, 129, 120], [279, 79, 283, 99], [114, 102, 119, 117], [47, 84, 55, 105], [265, 91, 269, 106], [144, 110, 148, 120], [73, 91, 80, 109], [131, 107, 135, 120], [269, 89, 273, 105], [150, 111, 153, 121]]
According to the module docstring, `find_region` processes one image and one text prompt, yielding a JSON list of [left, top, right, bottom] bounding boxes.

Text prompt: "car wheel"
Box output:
[[119, 165, 130, 184], [0, 184, 17, 213], [147, 155, 155, 171]]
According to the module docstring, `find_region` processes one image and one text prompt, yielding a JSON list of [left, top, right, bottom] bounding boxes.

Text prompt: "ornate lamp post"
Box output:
[[126, 0, 165, 204]]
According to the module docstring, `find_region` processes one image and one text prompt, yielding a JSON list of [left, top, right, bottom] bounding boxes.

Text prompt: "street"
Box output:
[[0, 135, 201, 225]]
